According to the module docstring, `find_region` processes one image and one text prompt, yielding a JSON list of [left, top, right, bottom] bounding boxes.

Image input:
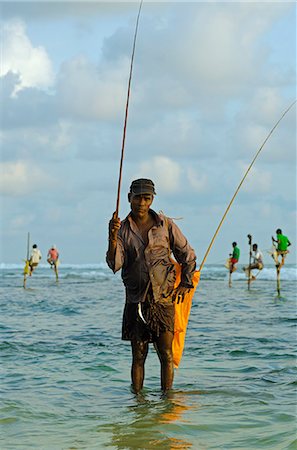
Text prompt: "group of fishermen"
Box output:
[[228, 229, 291, 280], [22, 178, 292, 395], [25, 244, 59, 276]]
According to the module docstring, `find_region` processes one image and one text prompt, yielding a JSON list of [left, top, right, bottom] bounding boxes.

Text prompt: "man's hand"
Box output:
[[172, 285, 192, 304], [109, 212, 121, 243]]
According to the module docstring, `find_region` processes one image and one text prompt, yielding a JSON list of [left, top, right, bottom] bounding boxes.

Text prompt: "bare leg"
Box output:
[[280, 253, 287, 268], [155, 331, 174, 392], [131, 340, 148, 394]]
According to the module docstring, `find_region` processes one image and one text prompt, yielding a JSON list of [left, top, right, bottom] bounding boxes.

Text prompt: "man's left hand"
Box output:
[[172, 285, 192, 304]]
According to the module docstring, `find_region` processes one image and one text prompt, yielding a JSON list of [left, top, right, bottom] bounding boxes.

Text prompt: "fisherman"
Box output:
[[229, 242, 240, 273], [243, 243, 264, 279], [271, 229, 291, 268], [106, 178, 196, 394], [29, 244, 42, 275], [47, 245, 59, 269]]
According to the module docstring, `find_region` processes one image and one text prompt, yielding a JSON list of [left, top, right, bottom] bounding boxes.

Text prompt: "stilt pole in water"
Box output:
[[276, 265, 281, 296], [23, 232, 30, 288], [247, 234, 252, 290], [54, 263, 59, 282], [228, 271, 232, 288]]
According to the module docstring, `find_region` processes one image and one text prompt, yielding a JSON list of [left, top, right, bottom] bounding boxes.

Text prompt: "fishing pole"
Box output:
[[199, 99, 296, 272], [115, 0, 143, 218]]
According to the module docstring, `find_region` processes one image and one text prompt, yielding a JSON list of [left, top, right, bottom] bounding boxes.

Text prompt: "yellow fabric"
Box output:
[[172, 262, 200, 369], [23, 260, 30, 275]]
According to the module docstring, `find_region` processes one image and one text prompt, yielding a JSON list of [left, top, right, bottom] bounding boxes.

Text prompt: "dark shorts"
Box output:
[[122, 299, 175, 343]]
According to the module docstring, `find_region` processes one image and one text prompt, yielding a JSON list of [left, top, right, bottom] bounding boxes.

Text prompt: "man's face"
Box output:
[[128, 193, 154, 218]]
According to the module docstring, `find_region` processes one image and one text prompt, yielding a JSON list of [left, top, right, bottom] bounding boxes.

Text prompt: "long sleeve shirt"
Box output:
[[106, 210, 196, 304]]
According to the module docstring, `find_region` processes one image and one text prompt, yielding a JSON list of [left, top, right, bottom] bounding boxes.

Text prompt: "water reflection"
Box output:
[[104, 390, 198, 449]]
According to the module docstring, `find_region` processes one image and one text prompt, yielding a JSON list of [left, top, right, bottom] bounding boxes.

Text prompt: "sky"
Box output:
[[1, 1, 296, 266]]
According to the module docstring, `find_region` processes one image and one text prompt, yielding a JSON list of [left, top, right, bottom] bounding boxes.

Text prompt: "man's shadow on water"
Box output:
[[102, 389, 200, 450]]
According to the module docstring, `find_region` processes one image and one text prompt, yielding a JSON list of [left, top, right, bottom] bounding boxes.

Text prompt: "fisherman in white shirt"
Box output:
[[243, 243, 264, 278], [29, 244, 42, 275]]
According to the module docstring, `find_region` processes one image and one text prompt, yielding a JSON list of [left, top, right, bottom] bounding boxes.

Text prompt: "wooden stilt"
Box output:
[[23, 232, 30, 289], [54, 263, 59, 282], [276, 265, 281, 296], [247, 234, 252, 291], [229, 271, 232, 288]]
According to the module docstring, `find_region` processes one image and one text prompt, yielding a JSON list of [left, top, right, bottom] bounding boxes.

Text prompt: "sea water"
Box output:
[[0, 263, 296, 449]]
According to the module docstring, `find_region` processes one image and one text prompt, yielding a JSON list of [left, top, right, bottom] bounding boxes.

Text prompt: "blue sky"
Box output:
[[1, 1, 296, 265]]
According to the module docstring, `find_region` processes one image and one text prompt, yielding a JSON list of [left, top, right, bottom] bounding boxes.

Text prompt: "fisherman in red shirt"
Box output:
[[47, 245, 59, 269]]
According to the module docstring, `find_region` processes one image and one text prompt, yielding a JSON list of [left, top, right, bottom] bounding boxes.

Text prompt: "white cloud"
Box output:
[[56, 55, 128, 120], [187, 167, 208, 192], [1, 19, 54, 95], [240, 163, 272, 193], [0, 161, 51, 196], [136, 156, 181, 194], [0, 3, 295, 263], [10, 214, 35, 229]]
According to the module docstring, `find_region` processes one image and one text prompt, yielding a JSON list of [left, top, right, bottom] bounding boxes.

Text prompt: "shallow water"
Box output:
[[1, 264, 296, 449]]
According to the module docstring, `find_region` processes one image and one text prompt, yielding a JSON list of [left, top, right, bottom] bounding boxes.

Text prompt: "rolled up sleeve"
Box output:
[[106, 236, 125, 273], [169, 220, 196, 287]]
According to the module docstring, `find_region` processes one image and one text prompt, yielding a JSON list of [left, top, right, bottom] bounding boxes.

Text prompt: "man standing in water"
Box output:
[[272, 229, 291, 268], [106, 178, 196, 394]]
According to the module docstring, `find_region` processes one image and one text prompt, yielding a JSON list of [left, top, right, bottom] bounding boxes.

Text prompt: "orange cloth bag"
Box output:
[[172, 263, 200, 368]]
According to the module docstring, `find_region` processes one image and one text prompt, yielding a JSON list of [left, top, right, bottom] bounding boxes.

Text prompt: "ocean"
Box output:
[[1, 263, 296, 450]]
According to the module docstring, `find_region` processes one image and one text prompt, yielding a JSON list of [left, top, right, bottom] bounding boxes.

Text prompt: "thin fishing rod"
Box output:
[[115, 0, 143, 217], [199, 99, 296, 272]]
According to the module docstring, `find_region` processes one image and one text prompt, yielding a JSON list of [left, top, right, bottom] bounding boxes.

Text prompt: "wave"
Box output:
[[0, 262, 108, 270], [228, 266, 297, 282], [0, 263, 296, 281]]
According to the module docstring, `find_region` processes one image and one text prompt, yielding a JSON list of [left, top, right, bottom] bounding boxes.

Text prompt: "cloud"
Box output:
[[0, 3, 295, 264], [0, 161, 51, 196], [10, 214, 35, 229], [1, 19, 54, 95], [239, 162, 273, 193], [1, 2, 138, 22], [187, 167, 208, 192], [136, 156, 181, 194], [56, 55, 129, 121]]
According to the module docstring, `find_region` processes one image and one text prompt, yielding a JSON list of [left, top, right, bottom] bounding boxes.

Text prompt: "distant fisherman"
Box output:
[[29, 244, 42, 275], [47, 245, 59, 269], [271, 229, 291, 268], [229, 241, 240, 274], [243, 243, 264, 279]]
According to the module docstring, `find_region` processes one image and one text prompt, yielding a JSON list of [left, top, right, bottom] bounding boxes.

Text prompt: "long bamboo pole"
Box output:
[[115, 1, 143, 218], [199, 100, 296, 273]]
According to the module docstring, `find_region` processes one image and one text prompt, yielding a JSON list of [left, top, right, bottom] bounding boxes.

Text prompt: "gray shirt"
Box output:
[[106, 210, 196, 304]]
